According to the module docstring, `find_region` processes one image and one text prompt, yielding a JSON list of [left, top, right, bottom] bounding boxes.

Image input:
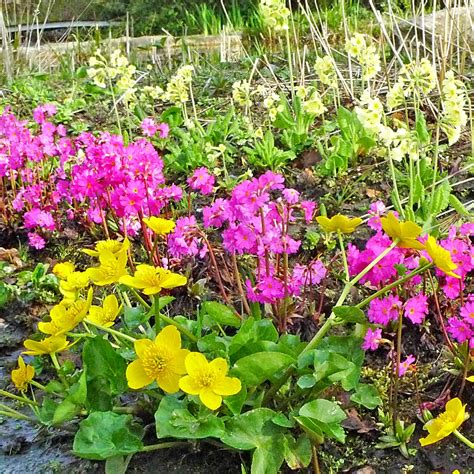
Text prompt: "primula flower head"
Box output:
[[187, 167, 215, 195], [143, 216, 176, 235], [424, 236, 460, 278], [316, 214, 362, 234], [179, 352, 241, 410], [380, 212, 424, 250], [11, 356, 35, 392], [87, 294, 121, 328], [120, 264, 187, 295], [420, 398, 468, 446], [362, 328, 383, 351], [397, 354, 415, 377], [126, 326, 189, 393], [23, 335, 71, 355], [404, 294, 428, 324]]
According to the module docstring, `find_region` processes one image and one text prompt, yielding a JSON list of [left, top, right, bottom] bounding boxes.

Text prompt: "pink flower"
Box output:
[[282, 188, 300, 204], [403, 294, 428, 324], [187, 167, 215, 195], [157, 122, 170, 138], [28, 232, 46, 249], [397, 354, 415, 377], [300, 200, 316, 223], [362, 328, 383, 351], [141, 118, 158, 137], [460, 300, 474, 327], [368, 294, 402, 326], [33, 104, 57, 124]]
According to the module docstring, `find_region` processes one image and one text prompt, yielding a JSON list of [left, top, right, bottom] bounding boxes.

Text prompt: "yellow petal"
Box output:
[[119, 275, 141, 288], [179, 375, 202, 395], [316, 216, 333, 233], [209, 357, 228, 376], [143, 286, 161, 295], [126, 359, 154, 389], [199, 387, 222, 410], [155, 325, 181, 350], [156, 371, 181, 394], [185, 352, 209, 376], [212, 376, 241, 396], [134, 339, 154, 359], [168, 349, 190, 375], [467, 375, 474, 382]]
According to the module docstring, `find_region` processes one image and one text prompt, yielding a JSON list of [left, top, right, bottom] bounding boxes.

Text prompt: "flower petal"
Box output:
[[126, 360, 154, 389], [169, 349, 190, 375], [155, 325, 181, 349], [200, 387, 222, 410], [134, 339, 154, 359], [179, 375, 202, 395], [209, 357, 228, 376], [157, 371, 181, 394], [212, 376, 241, 396], [185, 352, 209, 376]]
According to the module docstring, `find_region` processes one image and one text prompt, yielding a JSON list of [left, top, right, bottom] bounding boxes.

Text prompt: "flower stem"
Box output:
[[153, 296, 197, 343], [0, 389, 39, 407], [140, 441, 190, 452], [337, 230, 350, 282], [84, 319, 137, 343], [453, 430, 474, 449], [392, 308, 403, 431]]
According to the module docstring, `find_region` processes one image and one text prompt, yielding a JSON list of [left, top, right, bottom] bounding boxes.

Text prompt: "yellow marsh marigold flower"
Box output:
[[420, 398, 468, 446], [179, 352, 241, 410], [82, 238, 130, 258], [86, 249, 128, 286], [38, 288, 93, 335], [143, 217, 176, 235], [316, 214, 363, 234], [119, 264, 187, 295], [52, 262, 75, 280], [88, 294, 121, 328], [23, 335, 71, 356], [424, 236, 460, 279], [59, 271, 90, 300], [126, 326, 189, 393], [380, 212, 425, 250], [11, 356, 35, 392]]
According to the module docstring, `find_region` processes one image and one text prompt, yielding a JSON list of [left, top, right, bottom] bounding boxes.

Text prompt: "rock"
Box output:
[[397, 7, 474, 58]]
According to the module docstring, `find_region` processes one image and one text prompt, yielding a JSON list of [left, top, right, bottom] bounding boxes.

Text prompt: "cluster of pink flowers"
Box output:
[[168, 216, 207, 259], [448, 296, 474, 347], [141, 118, 170, 138], [187, 167, 215, 195], [1, 107, 179, 247], [199, 171, 323, 304], [367, 293, 428, 326]]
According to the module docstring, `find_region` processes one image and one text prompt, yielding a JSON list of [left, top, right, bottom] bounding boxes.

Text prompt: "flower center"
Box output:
[[143, 347, 168, 378], [197, 370, 215, 388]]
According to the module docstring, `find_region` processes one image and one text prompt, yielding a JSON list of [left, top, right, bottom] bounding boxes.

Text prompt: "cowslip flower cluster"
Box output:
[[260, 0, 290, 32], [200, 171, 324, 304], [440, 70, 467, 145], [345, 33, 381, 80], [161, 65, 194, 104], [387, 58, 437, 108], [315, 55, 337, 87], [126, 325, 241, 410]]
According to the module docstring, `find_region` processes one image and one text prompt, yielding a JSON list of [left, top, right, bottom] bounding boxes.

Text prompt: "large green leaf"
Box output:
[[73, 412, 143, 460], [350, 384, 382, 410], [232, 352, 295, 386], [53, 371, 87, 425], [221, 408, 286, 474], [201, 301, 241, 328], [83, 336, 127, 410], [155, 396, 225, 439], [229, 318, 279, 358], [333, 306, 366, 324]]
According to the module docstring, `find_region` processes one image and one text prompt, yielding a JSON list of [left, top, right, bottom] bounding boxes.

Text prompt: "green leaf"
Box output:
[[229, 318, 278, 357], [155, 396, 225, 439], [0, 282, 11, 308], [83, 337, 127, 411], [283, 435, 312, 470], [350, 384, 382, 410], [221, 408, 286, 474], [201, 301, 241, 328], [53, 371, 87, 425], [224, 383, 247, 416], [415, 112, 430, 144], [297, 374, 316, 389], [123, 306, 148, 329], [449, 194, 471, 217], [73, 412, 143, 460], [333, 306, 366, 324], [105, 455, 132, 474], [299, 399, 346, 425], [232, 352, 295, 386]]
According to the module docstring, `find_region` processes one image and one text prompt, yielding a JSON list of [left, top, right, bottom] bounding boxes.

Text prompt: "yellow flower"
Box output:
[[143, 217, 176, 235], [126, 326, 189, 393], [467, 375, 474, 382], [420, 398, 468, 446], [119, 264, 187, 295], [38, 289, 93, 335], [87, 294, 121, 328], [59, 271, 90, 300], [380, 212, 425, 250], [86, 249, 128, 286], [11, 356, 35, 392], [52, 262, 75, 280], [179, 352, 241, 410], [82, 238, 130, 258], [316, 214, 362, 234], [23, 335, 71, 356], [424, 236, 460, 279]]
